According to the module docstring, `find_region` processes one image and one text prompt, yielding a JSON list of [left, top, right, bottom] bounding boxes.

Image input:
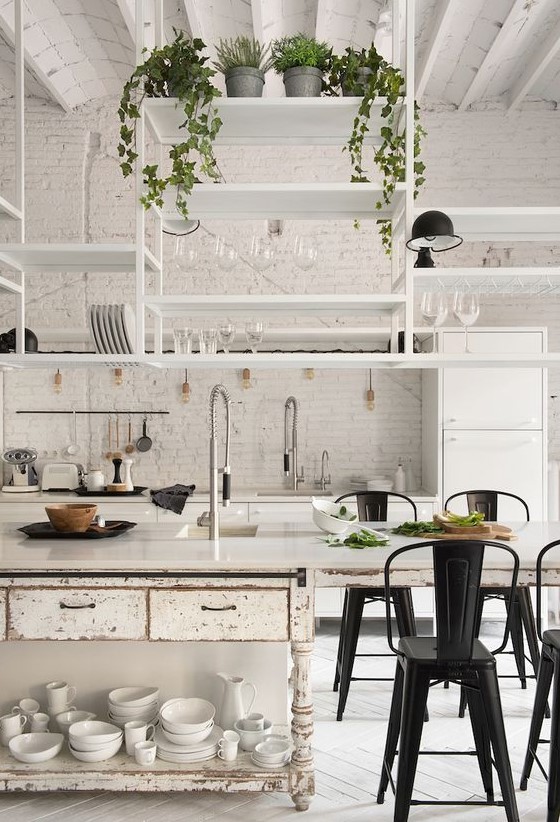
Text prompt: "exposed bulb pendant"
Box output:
[[53, 369, 62, 394], [114, 368, 123, 386], [304, 368, 315, 380], [366, 369, 375, 411], [182, 369, 191, 403], [242, 368, 252, 390]]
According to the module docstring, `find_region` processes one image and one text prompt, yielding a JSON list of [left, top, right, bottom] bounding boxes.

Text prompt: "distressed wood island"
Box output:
[[0, 520, 559, 811]]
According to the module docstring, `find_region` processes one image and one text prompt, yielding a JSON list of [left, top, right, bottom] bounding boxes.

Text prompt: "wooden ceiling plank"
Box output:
[[508, 16, 560, 108], [416, 0, 457, 99]]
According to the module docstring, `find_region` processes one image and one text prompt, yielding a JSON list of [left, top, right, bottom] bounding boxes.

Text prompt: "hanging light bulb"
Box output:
[[114, 368, 123, 386], [182, 369, 191, 403], [53, 369, 62, 394], [366, 369, 375, 411], [304, 368, 315, 380], [242, 368, 252, 390]]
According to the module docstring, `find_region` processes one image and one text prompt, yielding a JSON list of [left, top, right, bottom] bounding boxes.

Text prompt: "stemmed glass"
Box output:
[[452, 291, 480, 353], [293, 236, 318, 271], [420, 292, 448, 353], [174, 236, 198, 269], [249, 235, 275, 271], [215, 236, 238, 271], [218, 322, 236, 354], [245, 321, 264, 354]]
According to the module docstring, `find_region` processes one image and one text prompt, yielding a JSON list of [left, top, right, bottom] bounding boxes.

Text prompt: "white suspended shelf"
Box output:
[[415, 207, 560, 242], [413, 267, 560, 292], [144, 97, 404, 146], [0, 244, 161, 273], [0, 274, 23, 294], [0, 194, 22, 221], [144, 294, 406, 319], [154, 182, 405, 222]]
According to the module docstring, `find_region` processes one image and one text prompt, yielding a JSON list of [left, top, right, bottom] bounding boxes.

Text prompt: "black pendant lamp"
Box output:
[[406, 210, 463, 267]]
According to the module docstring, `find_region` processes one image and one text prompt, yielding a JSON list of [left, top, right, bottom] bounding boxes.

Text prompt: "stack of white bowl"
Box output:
[[251, 735, 292, 769], [107, 686, 159, 728], [68, 720, 123, 762], [366, 476, 394, 491], [156, 697, 221, 763]]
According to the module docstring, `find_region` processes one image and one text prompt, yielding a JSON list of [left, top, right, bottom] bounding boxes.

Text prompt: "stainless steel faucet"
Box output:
[[284, 396, 304, 490], [197, 384, 231, 539], [315, 449, 331, 491]]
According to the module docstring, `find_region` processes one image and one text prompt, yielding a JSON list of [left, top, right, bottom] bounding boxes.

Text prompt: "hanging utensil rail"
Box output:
[[16, 410, 170, 415]]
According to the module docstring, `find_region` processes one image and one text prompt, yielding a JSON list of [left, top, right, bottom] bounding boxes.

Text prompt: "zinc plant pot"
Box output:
[[342, 67, 374, 97], [283, 66, 323, 97], [225, 67, 265, 98]]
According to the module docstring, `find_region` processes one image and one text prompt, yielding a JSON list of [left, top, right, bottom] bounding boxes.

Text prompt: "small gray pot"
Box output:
[[342, 67, 374, 97], [225, 67, 265, 98], [283, 66, 323, 97]]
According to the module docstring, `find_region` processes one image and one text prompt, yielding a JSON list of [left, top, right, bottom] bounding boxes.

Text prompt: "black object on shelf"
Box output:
[[18, 521, 137, 539], [0, 328, 38, 353], [74, 486, 147, 497]]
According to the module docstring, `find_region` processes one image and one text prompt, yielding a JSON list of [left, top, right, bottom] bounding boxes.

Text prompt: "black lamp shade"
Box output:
[[406, 210, 463, 252]]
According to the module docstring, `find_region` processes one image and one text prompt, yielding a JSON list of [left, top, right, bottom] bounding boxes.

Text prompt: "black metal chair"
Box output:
[[444, 490, 542, 718], [332, 491, 420, 722], [377, 538, 520, 822], [520, 538, 560, 820]]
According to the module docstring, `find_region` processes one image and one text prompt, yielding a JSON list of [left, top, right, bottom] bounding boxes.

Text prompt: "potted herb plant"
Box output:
[[271, 33, 331, 97], [325, 44, 426, 252], [117, 30, 222, 222], [213, 36, 274, 97]]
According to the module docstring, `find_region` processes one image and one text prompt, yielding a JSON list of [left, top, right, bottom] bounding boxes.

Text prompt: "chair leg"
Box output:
[[521, 646, 554, 790], [333, 589, 348, 692], [393, 589, 429, 722], [510, 591, 528, 689], [459, 590, 485, 718], [548, 650, 560, 822], [393, 662, 430, 822], [466, 682, 494, 802], [518, 586, 550, 718], [377, 661, 404, 805], [478, 667, 520, 822], [336, 589, 365, 721]]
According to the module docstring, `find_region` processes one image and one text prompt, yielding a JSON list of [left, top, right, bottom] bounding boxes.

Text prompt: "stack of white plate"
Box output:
[[349, 476, 368, 491], [157, 697, 218, 763], [366, 476, 394, 491], [251, 735, 292, 769], [155, 724, 222, 763], [107, 686, 159, 728], [68, 720, 123, 762], [88, 304, 136, 356]]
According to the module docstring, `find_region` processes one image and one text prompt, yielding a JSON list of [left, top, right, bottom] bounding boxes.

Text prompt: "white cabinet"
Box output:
[[248, 502, 310, 524], [0, 501, 157, 523]]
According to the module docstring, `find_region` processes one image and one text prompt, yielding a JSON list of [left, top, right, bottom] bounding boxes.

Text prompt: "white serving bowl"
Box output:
[[311, 498, 353, 535], [108, 687, 159, 708], [69, 737, 122, 762], [56, 710, 96, 734], [69, 720, 122, 745], [107, 702, 158, 718], [69, 732, 123, 752], [159, 698, 215, 733], [9, 732, 64, 763], [161, 721, 214, 746], [254, 736, 292, 763], [234, 718, 272, 752]]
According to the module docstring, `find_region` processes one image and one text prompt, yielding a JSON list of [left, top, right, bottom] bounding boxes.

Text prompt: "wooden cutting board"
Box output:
[[433, 513, 493, 534], [413, 524, 516, 541]]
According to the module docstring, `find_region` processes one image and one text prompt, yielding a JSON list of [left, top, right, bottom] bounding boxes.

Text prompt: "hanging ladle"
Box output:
[[64, 410, 80, 458], [136, 416, 152, 452]]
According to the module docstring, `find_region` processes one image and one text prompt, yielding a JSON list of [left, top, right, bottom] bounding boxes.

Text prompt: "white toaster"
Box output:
[[41, 463, 81, 491]]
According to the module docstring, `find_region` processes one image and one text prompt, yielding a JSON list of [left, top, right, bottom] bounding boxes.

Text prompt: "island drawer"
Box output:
[[7, 588, 148, 640], [149, 589, 289, 641]]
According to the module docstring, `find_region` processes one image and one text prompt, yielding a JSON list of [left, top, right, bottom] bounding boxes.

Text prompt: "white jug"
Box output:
[[217, 673, 257, 732]]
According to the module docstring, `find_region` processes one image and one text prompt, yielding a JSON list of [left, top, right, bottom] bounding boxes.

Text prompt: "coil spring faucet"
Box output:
[[197, 384, 231, 539]]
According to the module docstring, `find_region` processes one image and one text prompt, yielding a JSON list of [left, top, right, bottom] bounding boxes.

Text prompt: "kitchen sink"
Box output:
[[256, 489, 332, 497], [185, 524, 258, 538]]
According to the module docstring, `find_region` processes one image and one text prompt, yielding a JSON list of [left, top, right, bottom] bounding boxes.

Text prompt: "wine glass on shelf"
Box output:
[[420, 292, 447, 353], [293, 235, 318, 271], [215, 236, 238, 271], [218, 322, 236, 354], [452, 291, 480, 353], [174, 236, 198, 270], [245, 321, 264, 354], [249, 235, 275, 271]]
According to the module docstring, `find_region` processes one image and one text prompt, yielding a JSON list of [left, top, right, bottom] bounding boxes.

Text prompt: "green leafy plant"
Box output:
[[392, 521, 444, 536], [118, 30, 222, 220], [322, 528, 389, 548], [213, 36, 274, 73], [271, 33, 331, 73], [324, 45, 426, 253]]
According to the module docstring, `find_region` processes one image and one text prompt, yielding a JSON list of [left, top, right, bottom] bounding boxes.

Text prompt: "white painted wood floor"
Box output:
[[0, 620, 548, 821]]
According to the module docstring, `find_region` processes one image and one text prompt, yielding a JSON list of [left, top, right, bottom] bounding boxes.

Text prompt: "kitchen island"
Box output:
[[0, 520, 558, 810]]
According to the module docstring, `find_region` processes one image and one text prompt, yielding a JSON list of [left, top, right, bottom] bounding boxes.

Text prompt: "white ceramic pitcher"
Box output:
[[217, 673, 257, 731]]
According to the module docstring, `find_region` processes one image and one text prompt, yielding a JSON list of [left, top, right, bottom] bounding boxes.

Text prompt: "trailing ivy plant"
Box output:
[[118, 30, 222, 220], [325, 45, 426, 253]]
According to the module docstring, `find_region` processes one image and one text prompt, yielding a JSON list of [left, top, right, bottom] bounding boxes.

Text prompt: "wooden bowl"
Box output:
[[45, 503, 98, 533]]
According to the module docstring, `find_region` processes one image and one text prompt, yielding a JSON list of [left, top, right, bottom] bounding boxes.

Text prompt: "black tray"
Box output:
[[74, 486, 147, 497], [18, 521, 137, 539]]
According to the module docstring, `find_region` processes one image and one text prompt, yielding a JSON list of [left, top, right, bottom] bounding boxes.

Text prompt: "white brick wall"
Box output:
[[0, 99, 558, 491]]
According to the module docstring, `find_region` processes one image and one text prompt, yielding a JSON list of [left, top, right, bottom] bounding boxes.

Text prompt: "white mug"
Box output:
[[218, 729, 239, 762], [30, 712, 50, 732], [243, 712, 264, 731], [12, 698, 40, 720], [125, 721, 155, 756], [46, 681, 76, 714], [134, 740, 156, 766], [0, 712, 26, 745]]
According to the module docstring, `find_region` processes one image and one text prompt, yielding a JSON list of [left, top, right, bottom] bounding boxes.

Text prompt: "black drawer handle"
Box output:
[[200, 604, 237, 612], [59, 602, 96, 610]]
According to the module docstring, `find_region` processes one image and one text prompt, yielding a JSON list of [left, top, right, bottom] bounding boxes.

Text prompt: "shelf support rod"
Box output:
[[403, 0, 415, 356], [135, 0, 146, 359], [14, 0, 24, 355]]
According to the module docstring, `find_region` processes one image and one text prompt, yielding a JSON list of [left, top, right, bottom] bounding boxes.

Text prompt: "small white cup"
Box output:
[[134, 740, 156, 766], [30, 712, 50, 732], [0, 712, 26, 746], [218, 729, 239, 762], [46, 681, 76, 715], [243, 712, 264, 731], [125, 720, 155, 756], [12, 698, 40, 721]]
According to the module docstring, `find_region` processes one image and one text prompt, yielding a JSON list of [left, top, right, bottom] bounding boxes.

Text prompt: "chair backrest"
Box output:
[[536, 539, 560, 642], [384, 539, 519, 661], [335, 491, 418, 522], [444, 489, 530, 522]]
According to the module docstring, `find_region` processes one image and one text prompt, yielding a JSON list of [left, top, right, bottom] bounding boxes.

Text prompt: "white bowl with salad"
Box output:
[[311, 499, 357, 534]]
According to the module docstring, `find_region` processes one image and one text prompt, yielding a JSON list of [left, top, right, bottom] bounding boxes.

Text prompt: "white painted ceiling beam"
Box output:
[[181, 0, 204, 40], [416, 0, 457, 99], [458, 0, 535, 111], [116, 0, 136, 43], [508, 16, 560, 109]]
